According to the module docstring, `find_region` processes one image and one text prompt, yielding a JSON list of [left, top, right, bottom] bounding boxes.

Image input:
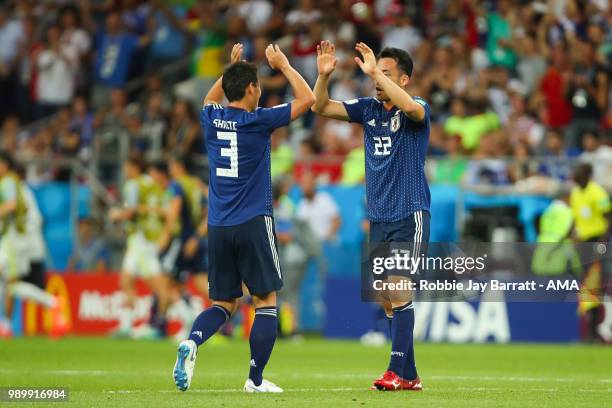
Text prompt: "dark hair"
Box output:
[[174, 99, 197, 122], [58, 5, 82, 27], [78, 216, 94, 225], [574, 163, 593, 179], [125, 152, 145, 172], [581, 129, 601, 140], [44, 24, 61, 44], [169, 153, 190, 170], [14, 164, 26, 179], [377, 47, 414, 76], [149, 160, 169, 175], [0, 150, 15, 169], [547, 128, 563, 138], [222, 62, 258, 102]]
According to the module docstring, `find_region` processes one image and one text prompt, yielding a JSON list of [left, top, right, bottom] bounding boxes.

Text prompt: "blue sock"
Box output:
[[148, 295, 167, 336], [388, 302, 414, 377], [386, 314, 393, 340], [188, 304, 230, 346], [248, 307, 278, 386], [149, 295, 158, 325], [401, 305, 418, 380]]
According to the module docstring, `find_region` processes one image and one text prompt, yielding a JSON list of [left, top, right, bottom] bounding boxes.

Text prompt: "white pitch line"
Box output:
[[1, 368, 610, 385], [101, 387, 612, 394], [0, 369, 111, 376]]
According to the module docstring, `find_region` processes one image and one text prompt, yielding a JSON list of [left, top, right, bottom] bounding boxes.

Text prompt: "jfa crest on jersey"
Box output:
[[343, 96, 431, 222], [390, 112, 401, 133], [201, 103, 292, 226]]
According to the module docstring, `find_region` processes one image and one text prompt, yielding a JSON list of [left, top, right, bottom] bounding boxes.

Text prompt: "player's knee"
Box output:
[[119, 272, 134, 289], [213, 299, 238, 315], [380, 301, 393, 317], [148, 276, 167, 294], [389, 290, 412, 309], [252, 291, 277, 309]]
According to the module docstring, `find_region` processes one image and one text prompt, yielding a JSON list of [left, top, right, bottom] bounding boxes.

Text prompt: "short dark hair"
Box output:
[[125, 152, 145, 172], [0, 150, 15, 169], [574, 162, 593, 179], [582, 129, 601, 140], [377, 47, 414, 76], [149, 160, 169, 175], [169, 153, 190, 170], [58, 5, 81, 26], [78, 216, 95, 225], [222, 62, 258, 102]]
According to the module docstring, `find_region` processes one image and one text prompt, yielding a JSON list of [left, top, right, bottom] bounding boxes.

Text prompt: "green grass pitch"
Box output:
[[0, 337, 610, 407]]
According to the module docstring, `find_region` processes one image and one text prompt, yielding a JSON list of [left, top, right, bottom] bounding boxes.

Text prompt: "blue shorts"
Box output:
[[160, 238, 208, 284], [369, 210, 430, 277], [181, 239, 208, 276], [208, 215, 283, 301], [370, 210, 430, 246]]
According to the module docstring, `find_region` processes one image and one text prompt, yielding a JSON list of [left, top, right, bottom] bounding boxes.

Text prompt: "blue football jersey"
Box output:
[[343, 97, 431, 222], [166, 181, 195, 241], [201, 103, 291, 226]]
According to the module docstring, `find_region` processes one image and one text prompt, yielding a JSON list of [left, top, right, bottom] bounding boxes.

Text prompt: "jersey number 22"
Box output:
[[373, 136, 391, 156]]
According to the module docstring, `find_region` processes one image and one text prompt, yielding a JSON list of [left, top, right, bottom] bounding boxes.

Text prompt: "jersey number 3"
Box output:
[[216, 131, 238, 178], [373, 136, 392, 156]]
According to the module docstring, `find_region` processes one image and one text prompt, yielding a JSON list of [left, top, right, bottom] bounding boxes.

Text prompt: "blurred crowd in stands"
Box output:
[[0, 0, 610, 192]]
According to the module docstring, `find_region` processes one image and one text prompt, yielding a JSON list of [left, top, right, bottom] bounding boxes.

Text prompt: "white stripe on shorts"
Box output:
[[413, 211, 422, 257], [264, 216, 282, 279]]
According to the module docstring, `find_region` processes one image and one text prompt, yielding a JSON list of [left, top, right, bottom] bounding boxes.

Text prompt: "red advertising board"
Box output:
[[21, 273, 203, 336]]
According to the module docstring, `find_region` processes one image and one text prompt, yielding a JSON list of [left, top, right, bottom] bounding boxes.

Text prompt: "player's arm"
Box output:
[[203, 43, 244, 106], [109, 201, 139, 222], [0, 179, 17, 219], [195, 182, 208, 238], [0, 201, 16, 219], [159, 186, 182, 250], [109, 182, 139, 222], [265, 44, 315, 120], [354, 42, 426, 122], [311, 41, 350, 121], [326, 194, 342, 241], [594, 185, 612, 235], [109, 206, 137, 222], [329, 215, 341, 241], [184, 203, 208, 258]]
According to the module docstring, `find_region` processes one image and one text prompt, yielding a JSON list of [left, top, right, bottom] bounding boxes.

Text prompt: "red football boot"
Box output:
[[400, 376, 423, 391], [49, 296, 69, 339], [0, 320, 13, 338], [372, 370, 402, 391]]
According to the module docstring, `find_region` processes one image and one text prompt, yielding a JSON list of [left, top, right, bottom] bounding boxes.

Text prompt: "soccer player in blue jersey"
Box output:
[[312, 41, 430, 391], [172, 43, 314, 393]]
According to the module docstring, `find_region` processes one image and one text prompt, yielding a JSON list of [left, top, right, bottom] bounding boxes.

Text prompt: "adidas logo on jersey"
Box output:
[[367, 119, 376, 126], [250, 359, 257, 367]]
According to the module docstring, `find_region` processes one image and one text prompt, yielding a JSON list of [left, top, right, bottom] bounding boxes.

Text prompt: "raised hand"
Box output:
[[265, 44, 290, 70], [354, 42, 377, 76], [230, 43, 243, 64], [317, 40, 338, 76]]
